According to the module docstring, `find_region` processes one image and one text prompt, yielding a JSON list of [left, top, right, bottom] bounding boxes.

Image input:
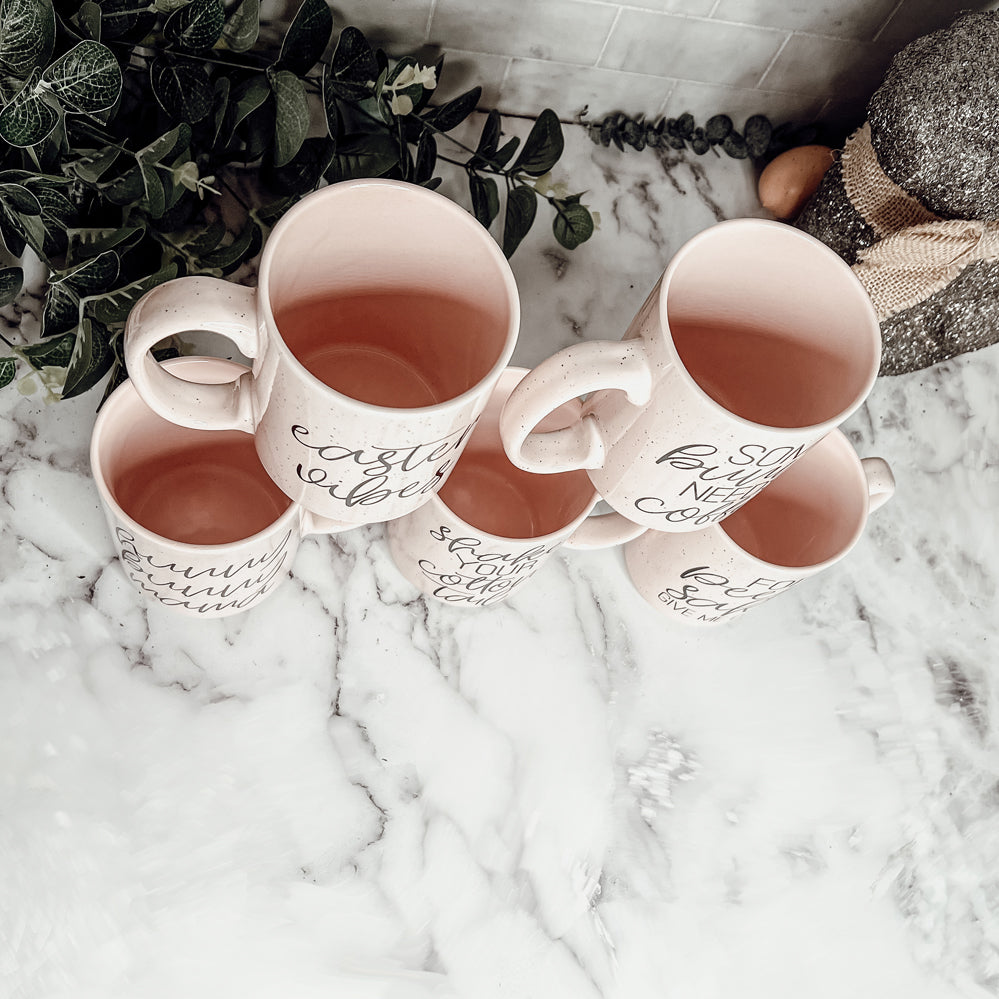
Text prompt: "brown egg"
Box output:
[[757, 145, 835, 220]]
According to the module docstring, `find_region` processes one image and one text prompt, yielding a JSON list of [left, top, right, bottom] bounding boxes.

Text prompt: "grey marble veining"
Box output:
[[2, 119, 997, 999]]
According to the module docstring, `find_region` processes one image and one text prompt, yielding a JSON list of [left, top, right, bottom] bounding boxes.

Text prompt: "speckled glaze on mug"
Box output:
[[387, 368, 644, 608], [499, 219, 881, 532], [123, 179, 520, 526], [624, 430, 894, 625], [91, 357, 345, 618]]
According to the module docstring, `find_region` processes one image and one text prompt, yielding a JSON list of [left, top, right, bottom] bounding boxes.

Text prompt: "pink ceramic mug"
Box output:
[[624, 430, 894, 625], [387, 368, 644, 607], [123, 179, 519, 526], [500, 219, 881, 532], [91, 356, 344, 618]]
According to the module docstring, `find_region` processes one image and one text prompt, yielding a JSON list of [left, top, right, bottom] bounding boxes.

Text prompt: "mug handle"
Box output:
[[301, 511, 357, 536], [861, 456, 895, 514], [562, 509, 646, 551], [499, 339, 655, 473], [124, 276, 261, 432]]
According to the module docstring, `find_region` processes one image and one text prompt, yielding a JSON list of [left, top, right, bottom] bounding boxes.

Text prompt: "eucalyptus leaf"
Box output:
[[722, 131, 747, 159], [469, 174, 498, 229], [65, 225, 142, 266], [251, 195, 295, 227], [264, 135, 334, 195], [513, 108, 563, 177], [743, 114, 773, 158], [68, 145, 122, 182], [0, 212, 26, 258], [0, 267, 23, 307], [150, 55, 213, 123], [0, 69, 60, 147], [212, 75, 230, 145], [473, 109, 500, 164], [323, 75, 369, 102], [0, 181, 41, 216], [137, 159, 167, 217], [326, 131, 398, 182], [320, 64, 340, 141], [41, 281, 81, 336], [199, 218, 260, 273], [21, 330, 76, 368], [0, 357, 17, 389], [705, 114, 732, 144], [0, 0, 56, 79], [102, 165, 145, 205], [414, 130, 436, 184], [269, 68, 308, 167], [492, 135, 520, 169], [59, 248, 121, 292], [137, 123, 192, 165], [40, 39, 122, 114], [231, 73, 270, 128], [552, 201, 593, 250], [238, 95, 275, 161], [62, 316, 113, 399], [186, 217, 226, 253], [21, 180, 78, 256], [330, 25, 378, 85], [83, 263, 179, 325], [422, 86, 480, 132], [73, 0, 104, 39], [221, 0, 259, 52], [276, 0, 332, 76], [502, 184, 536, 258], [98, 0, 156, 40], [164, 0, 224, 51]]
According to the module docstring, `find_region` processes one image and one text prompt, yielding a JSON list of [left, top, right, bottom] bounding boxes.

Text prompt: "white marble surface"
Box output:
[[2, 121, 998, 999]]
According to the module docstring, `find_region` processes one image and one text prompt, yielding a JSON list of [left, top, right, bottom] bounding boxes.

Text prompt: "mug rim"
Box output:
[[418, 486, 601, 547], [713, 427, 872, 573], [255, 178, 521, 416], [657, 217, 882, 435], [90, 355, 305, 552], [417, 364, 601, 545]]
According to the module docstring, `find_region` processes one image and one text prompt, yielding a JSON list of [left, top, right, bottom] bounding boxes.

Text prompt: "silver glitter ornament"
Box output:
[[795, 11, 999, 375]]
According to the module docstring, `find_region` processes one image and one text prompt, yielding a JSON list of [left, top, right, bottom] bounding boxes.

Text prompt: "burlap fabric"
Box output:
[[842, 123, 999, 322]]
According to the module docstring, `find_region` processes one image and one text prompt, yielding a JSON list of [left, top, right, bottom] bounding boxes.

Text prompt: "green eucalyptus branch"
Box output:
[[585, 109, 835, 165], [0, 0, 595, 405]]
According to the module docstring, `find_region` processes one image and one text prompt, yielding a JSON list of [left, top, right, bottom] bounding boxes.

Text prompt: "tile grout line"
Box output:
[[439, 46, 834, 101], [754, 30, 792, 90], [871, 0, 905, 44], [423, 0, 438, 45], [593, 5, 624, 70]]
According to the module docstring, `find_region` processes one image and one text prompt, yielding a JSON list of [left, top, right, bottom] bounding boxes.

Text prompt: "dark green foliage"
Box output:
[[587, 109, 831, 165], [0, 1, 591, 402]]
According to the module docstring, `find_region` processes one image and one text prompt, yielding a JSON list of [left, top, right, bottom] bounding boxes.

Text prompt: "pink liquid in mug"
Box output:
[[721, 487, 844, 568], [669, 318, 858, 428], [275, 290, 505, 408], [439, 446, 593, 540], [113, 432, 292, 545]]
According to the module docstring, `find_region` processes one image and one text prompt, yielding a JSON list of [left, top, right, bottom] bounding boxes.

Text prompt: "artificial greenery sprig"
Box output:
[[0, 0, 595, 403], [586, 110, 833, 164]]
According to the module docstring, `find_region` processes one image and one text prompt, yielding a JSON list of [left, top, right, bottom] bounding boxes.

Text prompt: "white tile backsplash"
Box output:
[[708, 0, 899, 40], [319, 0, 997, 133], [662, 79, 824, 126], [498, 58, 676, 120], [428, 0, 618, 64], [598, 10, 786, 86], [758, 33, 893, 99]]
